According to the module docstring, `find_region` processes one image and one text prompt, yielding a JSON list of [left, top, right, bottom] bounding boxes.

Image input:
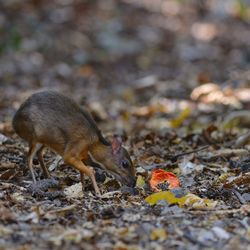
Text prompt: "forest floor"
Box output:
[[0, 1, 249, 250]]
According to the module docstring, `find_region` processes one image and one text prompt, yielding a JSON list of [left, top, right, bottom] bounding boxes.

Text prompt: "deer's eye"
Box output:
[[121, 160, 129, 169]]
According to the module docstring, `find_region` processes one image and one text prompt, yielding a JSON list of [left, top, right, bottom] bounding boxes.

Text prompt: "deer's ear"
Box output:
[[111, 136, 122, 154]]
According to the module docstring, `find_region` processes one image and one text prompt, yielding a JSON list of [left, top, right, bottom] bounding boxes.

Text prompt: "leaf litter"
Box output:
[[0, 1, 250, 250]]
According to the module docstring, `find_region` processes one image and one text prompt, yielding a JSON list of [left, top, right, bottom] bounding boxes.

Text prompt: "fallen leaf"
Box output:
[[191, 83, 220, 101], [0, 169, 17, 180], [145, 191, 217, 209], [218, 173, 233, 183], [11, 192, 25, 202], [136, 175, 145, 188], [0, 133, 8, 144], [64, 183, 83, 198], [211, 227, 230, 240], [150, 228, 167, 241], [179, 160, 204, 175], [170, 107, 191, 128], [150, 169, 180, 192], [191, 83, 240, 106]]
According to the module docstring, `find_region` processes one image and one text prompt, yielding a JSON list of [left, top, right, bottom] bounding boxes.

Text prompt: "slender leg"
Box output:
[[27, 143, 38, 183], [64, 156, 101, 196], [37, 145, 50, 178], [80, 172, 85, 192]]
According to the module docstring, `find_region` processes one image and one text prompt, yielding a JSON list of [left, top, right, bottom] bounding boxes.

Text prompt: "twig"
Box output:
[[170, 145, 209, 162], [0, 182, 27, 191]]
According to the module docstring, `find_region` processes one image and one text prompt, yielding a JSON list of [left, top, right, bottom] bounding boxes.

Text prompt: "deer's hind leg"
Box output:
[[37, 145, 50, 178], [27, 143, 40, 183]]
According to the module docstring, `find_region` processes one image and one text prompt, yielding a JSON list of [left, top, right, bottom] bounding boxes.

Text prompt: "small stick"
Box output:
[[170, 146, 209, 162]]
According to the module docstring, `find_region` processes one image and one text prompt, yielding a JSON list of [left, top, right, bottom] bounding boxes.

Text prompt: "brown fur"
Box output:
[[12, 91, 135, 195]]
